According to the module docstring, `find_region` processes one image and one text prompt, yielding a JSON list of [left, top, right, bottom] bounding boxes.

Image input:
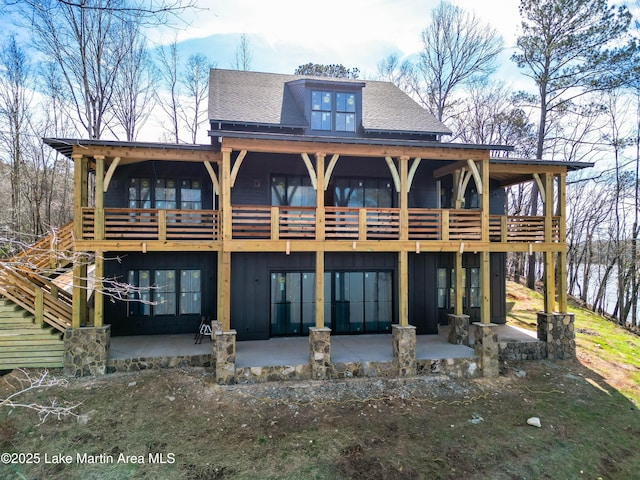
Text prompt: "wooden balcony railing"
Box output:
[[82, 208, 219, 241], [80, 207, 560, 244]]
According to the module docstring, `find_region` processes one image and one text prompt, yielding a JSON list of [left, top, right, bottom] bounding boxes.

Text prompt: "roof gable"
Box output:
[[208, 69, 452, 137]]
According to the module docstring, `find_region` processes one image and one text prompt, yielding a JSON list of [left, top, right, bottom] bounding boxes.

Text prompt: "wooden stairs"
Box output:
[[0, 297, 64, 370], [0, 223, 74, 370]]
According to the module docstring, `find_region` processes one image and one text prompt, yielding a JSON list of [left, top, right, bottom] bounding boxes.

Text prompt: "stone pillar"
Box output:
[[537, 312, 576, 360], [471, 322, 499, 378], [214, 330, 237, 385], [447, 314, 470, 346], [309, 327, 331, 380], [63, 326, 110, 377], [392, 324, 416, 377]]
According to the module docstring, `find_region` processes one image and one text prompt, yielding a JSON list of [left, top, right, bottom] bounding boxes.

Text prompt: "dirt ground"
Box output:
[[1, 355, 639, 480]]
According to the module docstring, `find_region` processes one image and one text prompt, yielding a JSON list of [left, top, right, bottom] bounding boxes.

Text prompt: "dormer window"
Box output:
[[311, 90, 356, 133], [336, 93, 355, 132], [311, 91, 332, 130]]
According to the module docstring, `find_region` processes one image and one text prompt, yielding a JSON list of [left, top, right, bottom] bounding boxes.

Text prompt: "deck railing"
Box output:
[[80, 207, 560, 244], [82, 208, 219, 241]]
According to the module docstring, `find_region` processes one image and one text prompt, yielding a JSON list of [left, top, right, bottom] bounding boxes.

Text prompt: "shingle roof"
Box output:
[[208, 69, 452, 136]]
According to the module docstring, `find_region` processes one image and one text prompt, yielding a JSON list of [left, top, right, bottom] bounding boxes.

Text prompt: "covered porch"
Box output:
[[106, 325, 542, 383]]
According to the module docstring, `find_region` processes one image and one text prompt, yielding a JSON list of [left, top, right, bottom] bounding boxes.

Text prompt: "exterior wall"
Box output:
[[104, 161, 215, 210], [408, 253, 439, 334], [104, 252, 217, 336], [436, 252, 506, 324]]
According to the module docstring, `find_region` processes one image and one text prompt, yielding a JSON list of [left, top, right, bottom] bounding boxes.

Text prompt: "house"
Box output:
[[25, 69, 589, 380]]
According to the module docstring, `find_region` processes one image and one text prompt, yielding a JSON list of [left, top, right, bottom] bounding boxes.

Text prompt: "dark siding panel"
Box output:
[[489, 179, 506, 215], [408, 253, 439, 334], [490, 252, 506, 323], [231, 253, 315, 340], [104, 252, 216, 336], [408, 162, 440, 208]]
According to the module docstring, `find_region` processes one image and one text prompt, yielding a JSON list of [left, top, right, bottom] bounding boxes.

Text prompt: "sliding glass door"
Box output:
[[270, 270, 392, 336]]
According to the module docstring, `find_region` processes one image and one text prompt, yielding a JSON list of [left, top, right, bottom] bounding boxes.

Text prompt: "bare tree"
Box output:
[[512, 0, 636, 288], [156, 38, 182, 143], [413, 1, 503, 123], [181, 53, 213, 144], [0, 36, 32, 235], [111, 20, 156, 141], [233, 33, 253, 71]]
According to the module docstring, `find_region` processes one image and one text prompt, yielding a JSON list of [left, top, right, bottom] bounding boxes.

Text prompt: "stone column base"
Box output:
[[63, 326, 111, 377], [392, 324, 416, 377], [215, 330, 237, 385], [471, 323, 499, 378], [447, 314, 470, 346], [537, 312, 576, 360], [309, 327, 331, 380]]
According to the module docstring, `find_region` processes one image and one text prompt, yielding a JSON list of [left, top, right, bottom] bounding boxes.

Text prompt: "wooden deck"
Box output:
[[80, 206, 560, 244]]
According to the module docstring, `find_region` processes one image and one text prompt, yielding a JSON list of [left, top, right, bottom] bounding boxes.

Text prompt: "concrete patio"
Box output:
[[108, 324, 538, 368]]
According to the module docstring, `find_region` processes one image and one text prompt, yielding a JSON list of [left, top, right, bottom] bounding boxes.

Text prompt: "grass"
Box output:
[[506, 280, 640, 405], [0, 282, 639, 479]]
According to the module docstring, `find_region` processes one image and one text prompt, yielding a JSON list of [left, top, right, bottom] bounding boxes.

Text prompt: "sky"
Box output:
[[161, 0, 523, 82]]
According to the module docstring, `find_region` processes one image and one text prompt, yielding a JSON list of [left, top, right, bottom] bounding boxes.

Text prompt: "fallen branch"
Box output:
[[1, 369, 82, 424]]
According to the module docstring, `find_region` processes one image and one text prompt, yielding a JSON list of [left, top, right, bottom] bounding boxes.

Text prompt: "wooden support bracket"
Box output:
[[230, 150, 247, 187], [301, 153, 318, 190], [385, 156, 401, 192]]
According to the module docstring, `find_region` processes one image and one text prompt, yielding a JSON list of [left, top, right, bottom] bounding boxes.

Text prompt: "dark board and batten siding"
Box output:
[[104, 252, 217, 336]]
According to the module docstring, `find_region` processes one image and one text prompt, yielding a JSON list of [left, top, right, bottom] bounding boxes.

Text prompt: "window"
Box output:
[[155, 179, 177, 209], [127, 178, 202, 210], [271, 175, 315, 207], [336, 92, 356, 132], [311, 90, 357, 132], [127, 270, 151, 316], [469, 267, 480, 308], [154, 270, 176, 315], [181, 180, 202, 210], [128, 178, 151, 209], [126, 268, 202, 318], [311, 91, 332, 131], [334, 178, 393, 208], [180, 270, 201, 315]]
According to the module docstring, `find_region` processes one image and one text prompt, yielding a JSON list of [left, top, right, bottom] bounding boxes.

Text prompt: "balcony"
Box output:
[[80, 207, 560, 244]]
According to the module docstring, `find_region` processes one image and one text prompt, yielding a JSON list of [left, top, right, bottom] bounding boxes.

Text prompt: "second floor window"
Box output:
[[128, 178, 202, 210], [336, 93, 356, 132], [311, 91, 332, 131], [271, 175, 315, 207], [311, 90, 357, 133]]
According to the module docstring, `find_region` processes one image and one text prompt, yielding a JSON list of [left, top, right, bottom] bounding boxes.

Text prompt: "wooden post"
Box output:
[[480, 158, 489, 243], [72, 154, 88, 240], [218, 250, 231, 331], [500, 216, 508, 243], [35, 287, 44, 327], [315, 153, 325, 241], [219, 148, 233, 331], [544, 173, 555, 313], [315, 251, 325, 328], [399, 156, 409, 241], [441, 210, 449, 241], [270, 206, 279, 240], [480, 251, 491, 324], [94, 156, 105, 241], [94, 250, 104, 327], [158, 209, 167, 242], [558, 173, 568, 313], [398, 250, 408, 326], [454, 252, 463, 316], [72, 154, 88, 329], [221, 148, 232, 242], [358, 208, 367, 241]]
